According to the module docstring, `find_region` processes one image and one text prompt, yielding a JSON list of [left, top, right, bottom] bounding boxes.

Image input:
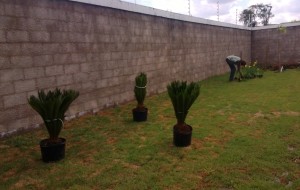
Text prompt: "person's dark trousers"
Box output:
[[226, 58, 236, 81]]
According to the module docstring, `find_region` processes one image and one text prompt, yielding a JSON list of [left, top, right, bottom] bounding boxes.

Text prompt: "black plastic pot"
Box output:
[[173, 125, 193, 147], [132, 107, 148, 122], [40, 138, 66, 162]]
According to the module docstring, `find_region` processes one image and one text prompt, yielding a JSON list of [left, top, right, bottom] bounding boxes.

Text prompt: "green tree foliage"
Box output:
[[239, 4, 274, 27], [239, 8, 257, 27], [255, 4, 274, 26]]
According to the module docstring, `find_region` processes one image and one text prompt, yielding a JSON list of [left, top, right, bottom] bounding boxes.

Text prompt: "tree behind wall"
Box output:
[[256, 4, 274, 26], [239, 9, 257, 27], [239, 4, 274, 27]]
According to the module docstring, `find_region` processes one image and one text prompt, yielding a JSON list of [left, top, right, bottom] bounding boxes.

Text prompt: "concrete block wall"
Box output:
[[0, 0, 251, 136], [251, 24, 300, 68]]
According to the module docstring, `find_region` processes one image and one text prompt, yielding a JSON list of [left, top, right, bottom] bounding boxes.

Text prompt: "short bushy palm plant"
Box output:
[[28, 88, 79, 143], [167, 81, 200, 132], [134, 72, 147, 110], [240, 61, 264, 79]]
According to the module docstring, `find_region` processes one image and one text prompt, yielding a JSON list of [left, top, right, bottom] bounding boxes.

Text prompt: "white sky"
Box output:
[[122, 0, 300, 25]]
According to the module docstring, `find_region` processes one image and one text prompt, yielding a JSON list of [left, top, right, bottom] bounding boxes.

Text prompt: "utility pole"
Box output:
[[217, 1, 219, 21], [236, 9, 237, 25], [188, 0, 191, 16]]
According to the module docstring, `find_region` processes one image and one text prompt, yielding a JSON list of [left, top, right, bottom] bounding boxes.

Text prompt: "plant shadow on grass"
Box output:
[[1, 70, 300, 189]]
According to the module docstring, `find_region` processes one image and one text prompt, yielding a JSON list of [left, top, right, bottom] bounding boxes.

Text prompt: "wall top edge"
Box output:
[[68, 0, 251, 30], [250, 22, 300, 30]]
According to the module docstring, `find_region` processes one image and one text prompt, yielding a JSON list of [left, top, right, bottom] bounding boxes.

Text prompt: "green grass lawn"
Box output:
[[1, 69, 300, 189]]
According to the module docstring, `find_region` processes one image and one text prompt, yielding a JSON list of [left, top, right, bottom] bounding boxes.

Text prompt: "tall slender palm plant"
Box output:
[[134, 72, 147, 110], [28, 88, 79, 142]]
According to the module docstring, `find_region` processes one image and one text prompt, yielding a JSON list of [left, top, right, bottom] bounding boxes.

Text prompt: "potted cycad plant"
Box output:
[[28, 88, 79, 162], [167, 81, 200, 147], [132, 72, 148, 122]]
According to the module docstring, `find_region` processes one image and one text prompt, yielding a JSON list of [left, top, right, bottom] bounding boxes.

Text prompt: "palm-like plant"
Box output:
[[134, 73, 147, 110], [167, 81, 200, 131], [28, 88, 79, 142]]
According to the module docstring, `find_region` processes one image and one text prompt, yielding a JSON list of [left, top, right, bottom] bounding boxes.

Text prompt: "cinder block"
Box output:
[[36, 76, 56, 89], [24, 67, 45, 79], [113, 68, 123, 76], [51, 32, 69, 42], [105, 60, 118, 69], [100, 53, 111, 61], [71, 53, 87, 63], [0, 108, 19, 124], [111, 52, 123, 61], [80, 62, 92, 72], [16, 104, 35, 119], [76, 43, 91, 53], [33, 55, 53, 66], [42, 43, 61, 54], [67, 11, 83, 23], [0, 4, 4, 16], [30, 31, 50, 42], [73, 72, 89, 83], [83, 34, 96, 43], [45, 65, 64, 76], [123, 67, 134, 75], [20, 43, 44, 55], [96, 34, 110, 43], [96, 15, 108, 25], [0, 30, 5, 42], [66, 104, 82, 116], [59, 44, 76, 53], [0, 56, 10, 69], [69, 33, 85, 42], [6, 30, 29, 42], [84, 100, 98, 110], [14, 79, 36, 93], [0, 82, 14, 96], [109, 77, 119, 86], [89, 71, 101, 81], [11, 56, 33, 68], [46, 9, 65, 21], [53, 54, 72, 64], [0, 44, 21, 56], [81, 81, 96, 91], [56, 74, 73, 86], [101, 69, 113, 79], [28, 7, 49, 19], [3, 92, 27, 108], [13, 18, 41, 31], [4, 4, 26, 17], [64, 64, 80, 74], [0, 16, 17, 30], [0, 69, 23, 82]]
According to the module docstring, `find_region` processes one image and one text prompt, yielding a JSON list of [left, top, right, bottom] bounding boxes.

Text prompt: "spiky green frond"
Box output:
[[28, 88, 79, 140], [134, 72, 147, 107], [167, 81, 200, 124]]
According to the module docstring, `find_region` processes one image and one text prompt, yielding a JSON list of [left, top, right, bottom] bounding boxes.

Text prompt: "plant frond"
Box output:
[[167, 81, 200, 124], [28, 88, 79, 140]]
